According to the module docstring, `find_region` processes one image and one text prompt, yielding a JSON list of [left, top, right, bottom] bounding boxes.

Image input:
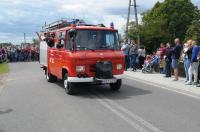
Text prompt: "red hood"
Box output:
[[72, 50, 124, 60], [68, 50, 124, 76]]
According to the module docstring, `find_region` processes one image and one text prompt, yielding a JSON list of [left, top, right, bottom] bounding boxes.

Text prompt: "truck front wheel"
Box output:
[[63, 73, 75, 95], [110, 79, 122, 91]]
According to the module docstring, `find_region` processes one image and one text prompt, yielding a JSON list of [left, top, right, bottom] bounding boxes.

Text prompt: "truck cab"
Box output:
[[39, 19, 125, 95]]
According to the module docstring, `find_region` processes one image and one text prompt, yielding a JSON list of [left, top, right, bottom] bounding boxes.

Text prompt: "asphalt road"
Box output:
[[1, 62, 200, 132]]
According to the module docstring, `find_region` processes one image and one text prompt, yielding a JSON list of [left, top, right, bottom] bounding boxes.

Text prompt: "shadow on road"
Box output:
[[54, 81, 152, 100], [0, 108, 13, 115]]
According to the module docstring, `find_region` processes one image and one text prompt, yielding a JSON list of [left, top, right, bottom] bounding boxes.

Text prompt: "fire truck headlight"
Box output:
[[76, 66, 85, 72], [117, 64, 123, 70]]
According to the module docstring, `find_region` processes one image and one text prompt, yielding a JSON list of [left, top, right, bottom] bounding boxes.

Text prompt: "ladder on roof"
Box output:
[[41, 18, 106, 32], [42, 19, 85, 32]]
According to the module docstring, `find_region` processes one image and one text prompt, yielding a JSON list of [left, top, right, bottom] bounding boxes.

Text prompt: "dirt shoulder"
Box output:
[[0, 63, 9, 74], [0, 74, 7, 94], [0, 63, 9, 94]]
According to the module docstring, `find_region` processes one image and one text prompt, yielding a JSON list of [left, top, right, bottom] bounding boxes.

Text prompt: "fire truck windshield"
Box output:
[[75, 30, 120, 50]]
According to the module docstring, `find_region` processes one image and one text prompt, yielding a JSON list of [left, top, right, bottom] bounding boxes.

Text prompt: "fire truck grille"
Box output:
[[95, 61, 113, 79], [89, 64, 96, 72]]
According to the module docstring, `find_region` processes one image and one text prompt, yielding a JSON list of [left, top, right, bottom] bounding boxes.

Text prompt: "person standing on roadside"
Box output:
[[129, 40, 138, 71], [171, 38, 182, 81], [183, 40, 193, 83], [138, 45, 146, 69], [196, 43, 200, 87], [121, 40, 131, 71], [157, 43, 167, 74], [164, 42, 172, 77], [186, 40, 200, 85]]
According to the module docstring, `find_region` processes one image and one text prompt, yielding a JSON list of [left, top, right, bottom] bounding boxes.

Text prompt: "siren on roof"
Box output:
[[70, 19, 76, 28], [110, 22, 114, 29]]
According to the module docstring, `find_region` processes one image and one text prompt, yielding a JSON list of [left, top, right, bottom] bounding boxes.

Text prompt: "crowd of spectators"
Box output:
[[2, 38, 200, 87], [121, 38, 200, 87], [0, 45, 39, 63], [121, 40, 146, 71]]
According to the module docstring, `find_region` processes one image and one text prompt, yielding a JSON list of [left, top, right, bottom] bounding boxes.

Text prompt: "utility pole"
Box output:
[[133, 0, 140, 46], [24, 33, 26, 44], [45, 21, 47, 32], [125, 0, 131, 41], [126, 0, 140, 46]]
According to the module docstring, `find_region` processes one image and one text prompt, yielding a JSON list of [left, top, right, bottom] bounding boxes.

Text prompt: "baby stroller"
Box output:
[[142, 55, 160, 73]]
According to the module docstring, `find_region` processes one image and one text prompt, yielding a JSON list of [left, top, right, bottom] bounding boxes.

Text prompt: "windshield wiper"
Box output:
[[76, 46, 95, 51]]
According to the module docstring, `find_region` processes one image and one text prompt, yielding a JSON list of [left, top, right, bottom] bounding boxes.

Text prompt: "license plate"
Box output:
[[101, 79, 117, 84]]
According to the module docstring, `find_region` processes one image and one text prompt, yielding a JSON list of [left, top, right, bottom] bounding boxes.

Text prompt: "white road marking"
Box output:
[[95, 96, 148, 132], [125, 75, 200, 100], [91, 91, 164, 132], [6, 76, 40, 82]]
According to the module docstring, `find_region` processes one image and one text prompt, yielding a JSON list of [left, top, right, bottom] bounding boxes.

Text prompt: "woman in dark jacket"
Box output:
[[164, 43, 172, 77]]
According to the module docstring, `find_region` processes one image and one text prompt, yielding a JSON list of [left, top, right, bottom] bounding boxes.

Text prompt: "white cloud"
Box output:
[[0, 32, 33, 44], [0, 0, 199, 44], [0, 15, 5, 21]]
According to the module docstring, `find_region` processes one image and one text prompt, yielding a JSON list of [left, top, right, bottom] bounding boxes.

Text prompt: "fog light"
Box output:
[[76, 66, 85, 72], [117, 64, 122, 70]]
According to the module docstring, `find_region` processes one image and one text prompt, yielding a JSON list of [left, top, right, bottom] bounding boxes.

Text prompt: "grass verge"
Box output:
[[0, 63, 9, 74]]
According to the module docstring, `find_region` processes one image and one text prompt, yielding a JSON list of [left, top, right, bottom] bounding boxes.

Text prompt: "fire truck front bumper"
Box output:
[[67, 74, 124, 83]]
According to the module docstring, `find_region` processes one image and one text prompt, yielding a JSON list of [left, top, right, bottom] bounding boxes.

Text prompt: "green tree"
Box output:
[[32, 38, 40, 46], [128, 0, 200, 52], [185, 20, 200, 42], [128, 21, 141, 41]]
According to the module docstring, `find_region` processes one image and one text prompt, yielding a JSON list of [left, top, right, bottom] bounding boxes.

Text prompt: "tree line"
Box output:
[[128, 0, 200, 53]]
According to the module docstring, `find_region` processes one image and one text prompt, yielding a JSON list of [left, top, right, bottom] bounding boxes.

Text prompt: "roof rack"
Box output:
[[41, 18, 106, 32], [42, 19, 84, 32]]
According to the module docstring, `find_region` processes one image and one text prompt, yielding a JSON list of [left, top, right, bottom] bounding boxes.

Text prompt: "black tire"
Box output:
[[46, 69, 57, 82], [142, 68, 145, 73], [110, 79, 122, 91], [149, 68, 153, 73], [63, 73, 75, 95]]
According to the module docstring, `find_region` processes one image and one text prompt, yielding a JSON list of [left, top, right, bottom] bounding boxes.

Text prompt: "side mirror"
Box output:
[[68, 29, 77, 38]]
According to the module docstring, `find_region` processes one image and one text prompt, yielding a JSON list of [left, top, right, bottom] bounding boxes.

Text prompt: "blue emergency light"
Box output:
[[110, 22, 114, 29]]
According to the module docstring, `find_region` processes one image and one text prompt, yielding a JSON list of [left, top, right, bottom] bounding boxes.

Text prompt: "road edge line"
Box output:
[[125, 75, 200, 100]]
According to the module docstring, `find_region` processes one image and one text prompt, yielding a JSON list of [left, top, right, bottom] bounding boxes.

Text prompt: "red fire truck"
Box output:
[[38, 19, 125, 95]]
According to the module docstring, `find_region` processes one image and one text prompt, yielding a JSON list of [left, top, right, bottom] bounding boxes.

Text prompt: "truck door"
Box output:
[[48, 46, 57, 76], [48, 33, 57, 76], [55, 31, 65, 78]]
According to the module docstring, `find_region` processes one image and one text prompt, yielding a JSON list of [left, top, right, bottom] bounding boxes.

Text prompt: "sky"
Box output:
[[0, 0, 199, 44]]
